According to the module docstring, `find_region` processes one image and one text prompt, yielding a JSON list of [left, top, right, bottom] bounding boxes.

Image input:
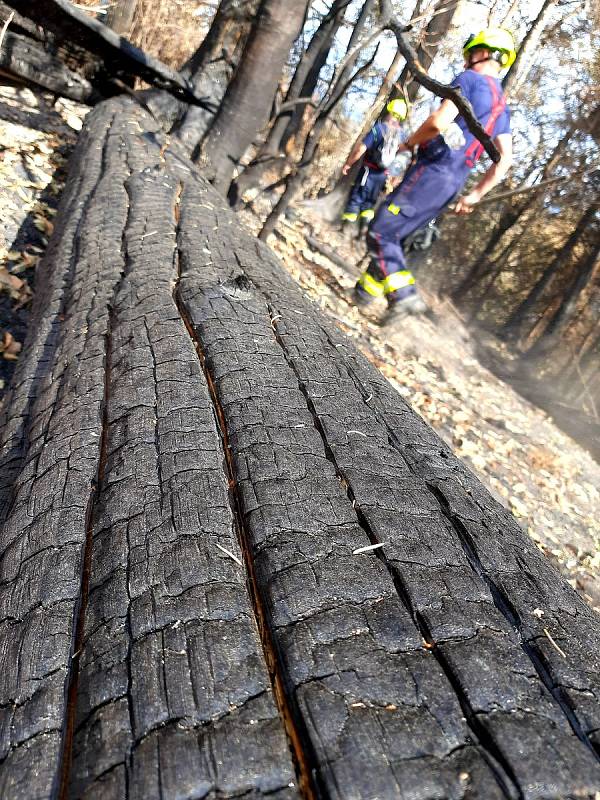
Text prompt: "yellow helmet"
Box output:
[[463, 28, 516, 68], [386, 98, 408, 121]]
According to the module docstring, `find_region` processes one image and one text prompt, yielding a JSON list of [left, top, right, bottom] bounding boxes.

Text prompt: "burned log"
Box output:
[[0, 29, 98, 103], [1, 96, 600, 799], [2, 0, 214, 109]]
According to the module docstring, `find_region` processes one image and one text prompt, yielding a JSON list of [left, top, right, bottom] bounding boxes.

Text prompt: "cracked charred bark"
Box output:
[[200, 0, 310, 193], [0, 29, 99, 103], [1, 96, 600, 799]]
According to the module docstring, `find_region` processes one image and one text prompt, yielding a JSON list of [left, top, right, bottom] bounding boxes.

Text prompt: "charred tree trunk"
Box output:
[[105, 0, 138, 35], [166, 0, 263, 155], [230, 0, 373, 207], [500, 204, 598, 344], [274, 0, 349, 155], [562, 317, 600, 407], [3, 0, 211, 106], [184, 0, 262, 78], [228, 0, 348, 204], [525, 235, 600, 360], [0, 29, 99, 102], [257, 37, 380, 238], [450, 203, 527, 301], [3, 93, 600, 800], [200, 0, 310, 193]]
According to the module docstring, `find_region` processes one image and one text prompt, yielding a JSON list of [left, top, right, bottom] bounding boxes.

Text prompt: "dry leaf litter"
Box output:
[[0, 86, 88, 392]]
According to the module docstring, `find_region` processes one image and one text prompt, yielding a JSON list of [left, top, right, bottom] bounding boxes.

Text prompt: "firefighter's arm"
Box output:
[[399, 99, 459, 150], [342, 142, 367, 175], [455, 133, 512, 214]]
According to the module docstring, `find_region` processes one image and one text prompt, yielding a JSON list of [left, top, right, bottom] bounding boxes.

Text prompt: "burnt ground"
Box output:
[[1, 86, 598, 613], [0, 85, 83, 388]]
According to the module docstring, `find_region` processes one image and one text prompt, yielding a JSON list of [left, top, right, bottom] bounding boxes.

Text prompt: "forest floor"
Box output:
[[1, 87, 599, 613]]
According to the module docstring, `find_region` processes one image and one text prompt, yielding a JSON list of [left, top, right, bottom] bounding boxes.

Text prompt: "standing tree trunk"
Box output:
[[184, 0, 260, 77], [257, 2, 382, 238], [502, 0, 560, 97], [274, 0, 349, 155], [151, 0, 263, 155], [500, 204, 598, 343], [450, 202, 529, 301], [200, 0, 310, 193], [232, 0, 375, 206], [525, 236, 600, 359], [228, 0, 349, 204], [105, 0, 137, 34]]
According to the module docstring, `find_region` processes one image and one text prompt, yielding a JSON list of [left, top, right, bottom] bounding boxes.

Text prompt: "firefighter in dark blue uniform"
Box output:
[[354, 28, 517, 324], [341, 98, 409, 239]]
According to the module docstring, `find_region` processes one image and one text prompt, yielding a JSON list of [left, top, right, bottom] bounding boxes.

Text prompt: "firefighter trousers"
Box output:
[[343, 166, 387, 223], [357, 157, 466, 304]]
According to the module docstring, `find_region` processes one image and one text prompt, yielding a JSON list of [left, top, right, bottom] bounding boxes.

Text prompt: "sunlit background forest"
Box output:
[[77, 0, 599, 433]]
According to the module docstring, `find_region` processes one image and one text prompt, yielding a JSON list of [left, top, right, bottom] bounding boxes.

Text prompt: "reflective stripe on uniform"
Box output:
[[342, 211, 358, 222], [358, 271, 385, 297], [382, 270, 415, 294], [359, 208, 375, 220], [387, 203, 401, 215]]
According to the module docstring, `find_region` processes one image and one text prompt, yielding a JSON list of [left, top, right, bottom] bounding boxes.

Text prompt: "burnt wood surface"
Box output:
[[3, 0, 214, 109], [0, 30, 98, 103], [1, 96, 600, 799]]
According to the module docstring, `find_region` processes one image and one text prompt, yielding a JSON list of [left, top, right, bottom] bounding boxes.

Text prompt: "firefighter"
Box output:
[[341, 98, 409, 240], [354, 28, 516, 324]]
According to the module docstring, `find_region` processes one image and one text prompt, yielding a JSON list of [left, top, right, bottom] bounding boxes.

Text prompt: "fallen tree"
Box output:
[[1, 94, 600, 799], [0, 28, 99, 103], [1, 0, 215, 108]]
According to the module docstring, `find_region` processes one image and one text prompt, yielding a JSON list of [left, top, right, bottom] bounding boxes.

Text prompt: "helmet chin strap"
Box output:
[[468, 51, 504, 67]]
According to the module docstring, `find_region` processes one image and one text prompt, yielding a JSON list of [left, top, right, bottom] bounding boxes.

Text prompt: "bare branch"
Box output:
[[328, 23, 385, 89], [0, 9, 14, 50], [273, 96, 317, 116], [379, 0, 501, 163], [323, 45, 379, 116], [476, 167, 594, 206]]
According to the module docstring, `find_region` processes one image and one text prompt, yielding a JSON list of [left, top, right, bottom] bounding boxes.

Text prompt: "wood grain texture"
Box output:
[[1, 95, 599, 799], [0, 31, 97, 102]]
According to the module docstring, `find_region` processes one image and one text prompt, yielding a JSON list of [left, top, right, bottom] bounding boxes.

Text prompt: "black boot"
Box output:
[[380, 291, 427, 326], [358, 216, 370, 239], [352, 283, 373, 307], [341, 220, 357, 242]]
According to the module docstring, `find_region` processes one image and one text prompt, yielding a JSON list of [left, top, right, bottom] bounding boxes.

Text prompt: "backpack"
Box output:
[[403, 219, 441, 253], [371, 124, 402, 170]]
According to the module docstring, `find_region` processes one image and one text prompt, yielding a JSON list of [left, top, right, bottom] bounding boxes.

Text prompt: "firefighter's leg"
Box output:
[[370, 163, 462, 310], [342, 169, 368, 239], [353, 259, 386, 306], [358, 171, 387, 238], [353, 216, 405, 307]]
